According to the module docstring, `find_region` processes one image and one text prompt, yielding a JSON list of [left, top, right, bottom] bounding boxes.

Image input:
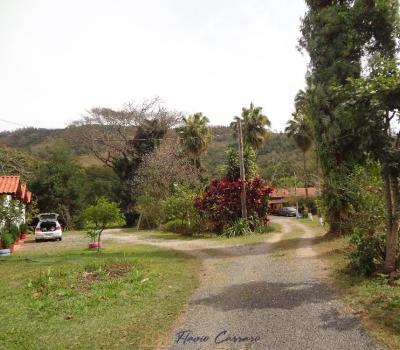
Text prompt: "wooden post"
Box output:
[[238, 120, 247, 219]]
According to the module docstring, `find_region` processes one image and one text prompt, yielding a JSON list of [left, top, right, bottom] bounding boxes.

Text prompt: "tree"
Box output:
[[83, 198, 123, 251], [134, 140, 199, 228], [285, 91, 313, 198], [299, 1, 371, 235], [342, 55, 400, 273], [30, 143, 88, 229], [225, 145, 258, 181], [176, 112, 211, 171], [66, 97, 180, 225], [0, 146, 39, 182], [231, 103, 271, 150]]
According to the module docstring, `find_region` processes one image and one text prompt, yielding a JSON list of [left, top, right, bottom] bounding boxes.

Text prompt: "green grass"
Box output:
[[309, 229, 400, 350], [0, 245, 199, 350], [121, 222, 282, 246]]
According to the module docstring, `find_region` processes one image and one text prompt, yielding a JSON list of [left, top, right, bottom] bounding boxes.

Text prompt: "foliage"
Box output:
[[8, 224, 20, 241], [161, 185, 203, 233], [84, 165, 121, 204], [195, 177, 273, 233], [341, 163, 391, 275], [30, 143, 88, 229], [67, 98, 180, 226], [225, 145, 258, 181], [231, 103, 271, 150], [0, 197, 23, 228], [0, 145, 40, 182], [85, 229, 99, 243], [83, 198, 123, 230], [176, 112, 211, 171], [348, 228, 386, 277], [83, 197, 123, 250], [162, 219, 194, 235], [1, 232, 13, 249], [19, 222, 29, 233], [135, 141, 199, 228], [223, 218, 251, 238]]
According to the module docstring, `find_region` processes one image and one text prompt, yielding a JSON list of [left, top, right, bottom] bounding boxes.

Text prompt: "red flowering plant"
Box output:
[[194, 176, 274, 233]]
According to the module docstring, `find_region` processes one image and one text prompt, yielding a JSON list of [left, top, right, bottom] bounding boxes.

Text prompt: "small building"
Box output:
[[269, 187, 317, 213], [0, 176, 32, 227]]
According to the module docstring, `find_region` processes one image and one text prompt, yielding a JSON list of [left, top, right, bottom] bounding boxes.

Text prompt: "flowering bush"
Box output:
[[194, 177, 273, 233]]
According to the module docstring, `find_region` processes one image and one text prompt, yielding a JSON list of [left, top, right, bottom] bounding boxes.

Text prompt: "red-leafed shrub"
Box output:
[[194, 177, 273, 233]]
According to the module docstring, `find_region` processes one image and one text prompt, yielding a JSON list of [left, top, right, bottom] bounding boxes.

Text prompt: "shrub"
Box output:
[[8, 224, 20, 242], [162, 185, 204, 233], [1, 233, 14, 249], [223, 219, 251, 238], [162, 219, 193, 235], [195, 177, 273, 233], [348, 228, 386, 276], [19, 222, 29, 233]]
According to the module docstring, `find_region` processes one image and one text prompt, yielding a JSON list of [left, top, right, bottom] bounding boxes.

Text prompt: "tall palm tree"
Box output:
[[285, 106, 313, 198], [176, 112, 211, 171], [231, 102, 271, 150]]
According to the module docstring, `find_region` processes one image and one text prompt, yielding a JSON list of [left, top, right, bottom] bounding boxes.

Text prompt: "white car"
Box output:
[[35, 213, 62, 242]]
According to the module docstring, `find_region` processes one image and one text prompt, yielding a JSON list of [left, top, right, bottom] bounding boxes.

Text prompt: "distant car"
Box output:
[[35, 213, 62, 242], [277, 207, 297, 217]]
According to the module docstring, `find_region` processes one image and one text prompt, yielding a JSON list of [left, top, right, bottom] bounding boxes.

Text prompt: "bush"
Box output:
[[162, 185, 204, 233], [223, 219, 251, 237], [195, 177, 273, 233], [8, 224, 20, 242], [19, 222, 29, 233], [348, 228, 386, 276], [1, 233, 14, 249], [162, 219, 193, 235]]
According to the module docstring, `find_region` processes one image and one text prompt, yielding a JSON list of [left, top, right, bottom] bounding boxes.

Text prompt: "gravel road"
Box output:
[[164, 217, 379, 350]]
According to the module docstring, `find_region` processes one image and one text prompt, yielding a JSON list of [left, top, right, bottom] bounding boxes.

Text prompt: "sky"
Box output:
[[0, 0, 309, 132]]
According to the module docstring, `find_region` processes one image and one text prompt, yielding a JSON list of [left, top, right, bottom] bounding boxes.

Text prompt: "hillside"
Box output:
[[0, 126, 316, 184]]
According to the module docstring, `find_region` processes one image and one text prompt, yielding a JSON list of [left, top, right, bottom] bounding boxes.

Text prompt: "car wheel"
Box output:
[[35, 239, 40, 243], [58, 237, 62, 241]]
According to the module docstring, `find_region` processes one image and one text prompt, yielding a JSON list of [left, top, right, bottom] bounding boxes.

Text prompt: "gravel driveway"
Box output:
[[164, 217, 379, 350]]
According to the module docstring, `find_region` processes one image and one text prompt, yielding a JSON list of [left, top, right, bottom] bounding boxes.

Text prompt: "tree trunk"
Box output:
[[383, 169, 399, 272], [303, 150, 308, 199]]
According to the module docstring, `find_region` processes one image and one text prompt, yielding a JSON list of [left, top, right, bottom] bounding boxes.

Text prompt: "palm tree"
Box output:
[[285, 106, 313, 198], [176, 112, 211, 171], [231, 103, 271, 150]]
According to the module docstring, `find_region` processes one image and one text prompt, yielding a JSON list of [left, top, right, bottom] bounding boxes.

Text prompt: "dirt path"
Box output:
[[161, 217, 379, 350]]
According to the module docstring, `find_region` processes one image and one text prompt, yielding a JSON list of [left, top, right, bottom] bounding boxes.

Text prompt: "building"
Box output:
[[0, 176, 32, 227], [269, 187, 317, 213]]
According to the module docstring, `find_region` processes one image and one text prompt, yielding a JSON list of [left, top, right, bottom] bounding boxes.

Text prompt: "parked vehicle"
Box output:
[[277, 207, 298, 217], [35, 213, 62, 242]]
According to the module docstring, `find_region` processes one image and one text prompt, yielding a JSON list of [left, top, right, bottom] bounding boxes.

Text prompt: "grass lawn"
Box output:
[[305, 222, 400, 350], [0, 244, 199, 350], [122, 222, 282, 245]]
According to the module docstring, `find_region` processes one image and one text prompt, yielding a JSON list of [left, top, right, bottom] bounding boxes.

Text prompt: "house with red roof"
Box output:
[[269, 187, 318, 213], [0, 176, 32, 227]]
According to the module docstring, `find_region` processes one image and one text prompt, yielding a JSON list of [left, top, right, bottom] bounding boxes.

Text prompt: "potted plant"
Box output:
[[86, 229, 101, 249], [0, 233, 13, 256], [83, 198, 123, 252], [8, 224, 20, 245], [19, 223, 29, 240]]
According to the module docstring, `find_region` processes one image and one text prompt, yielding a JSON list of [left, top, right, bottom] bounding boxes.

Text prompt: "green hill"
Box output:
[[0, 126, 316, 185]]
